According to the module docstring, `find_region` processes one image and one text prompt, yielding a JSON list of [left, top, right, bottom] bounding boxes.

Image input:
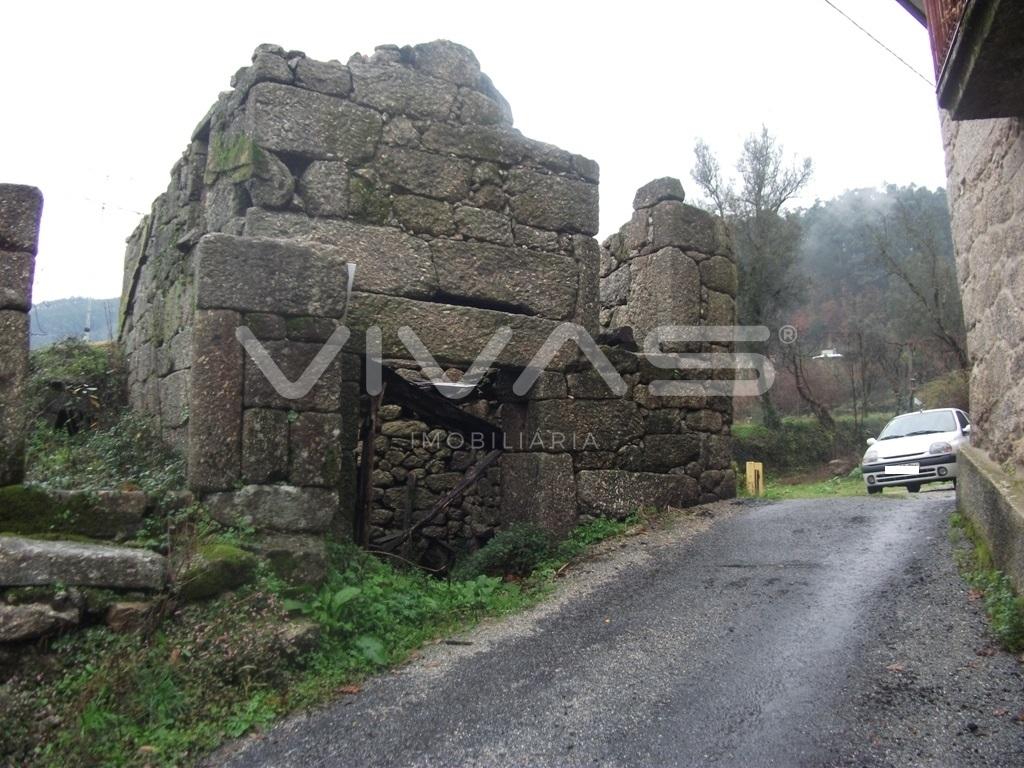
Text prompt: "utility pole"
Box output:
[[82, 299, 92, 342], [907, 345, 915, 412]]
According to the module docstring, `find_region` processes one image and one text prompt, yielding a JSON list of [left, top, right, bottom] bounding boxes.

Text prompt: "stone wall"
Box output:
[[119, 40, 735, 566], [369, 400, 502, 561], [598, 177, 734, 336], [942, 112, 1024, 591], [119, 40, 600, 563], [941, 114, 1024, 469], [0, 185, 43, 486]]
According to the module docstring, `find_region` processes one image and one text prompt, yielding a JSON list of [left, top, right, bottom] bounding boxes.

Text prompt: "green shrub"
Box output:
[[918, 369, 970, 411], [25, 409, 184, 497], [951, 513, 1024, 652], [0, 515, 643, 766], [450, 523, 553, 580], [286, 542, 527, 670], [732, 414, 889, 473], [26, 339, 125, 425]]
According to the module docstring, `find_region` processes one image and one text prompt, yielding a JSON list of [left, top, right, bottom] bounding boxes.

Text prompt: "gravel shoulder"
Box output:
[[213, 492, 1024, 768]]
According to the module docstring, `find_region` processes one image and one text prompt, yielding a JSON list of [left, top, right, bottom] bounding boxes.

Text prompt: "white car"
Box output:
[[861, 408, 971, 494]]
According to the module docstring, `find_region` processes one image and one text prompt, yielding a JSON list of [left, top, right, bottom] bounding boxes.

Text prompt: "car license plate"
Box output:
[[885, 464, 920, 475]]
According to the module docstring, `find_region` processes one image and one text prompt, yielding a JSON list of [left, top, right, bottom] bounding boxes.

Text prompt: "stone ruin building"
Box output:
[[3, 40, 737, 588]]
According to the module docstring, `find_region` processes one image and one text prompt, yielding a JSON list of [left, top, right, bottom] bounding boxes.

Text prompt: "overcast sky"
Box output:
[[3, 0, 943, 303]]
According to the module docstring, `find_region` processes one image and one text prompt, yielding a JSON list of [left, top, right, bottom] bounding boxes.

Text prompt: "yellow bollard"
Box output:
[[745, 461, 765, 497]]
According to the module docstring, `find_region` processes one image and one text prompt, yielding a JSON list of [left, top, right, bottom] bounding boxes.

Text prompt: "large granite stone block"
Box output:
[[499, 452, 576, 535], [188, 309, 243, 493], [299, 160, 349, 217], [619, 248, 700, 340], [243, 339, 346, 412], [0, 310, 29, 485], [294, 58, 353, 97], [0, 536, 167, 590], [205, 485, 337, 533], [647, 201, 728, 255], [508, 169, 598, 235], [376, 147, 473, 201], [0, 184, 43, 253], [245, 83, 382, 161], [573, 235, 600, 334], [643, 433, 701, 471], [576, 470, 700, 518], [195, 233, 351, 316], [351, 63, 457, 119], [290, 412, 343, 486], [242, 408, 289, 483], [633, 177, 685, 210], [0, 250, 34, 311], [526, 399, 643, 452], [158, 369, 190, 429], [343, 292, 573, 369], [421, 123, 526, 164], [700, 255, 738, 297], [429, 239, 578, 320], [411, 40, 481, 88], [243, 210, 436, 299]]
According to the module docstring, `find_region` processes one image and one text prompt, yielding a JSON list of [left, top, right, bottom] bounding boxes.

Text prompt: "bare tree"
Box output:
[[692, 127, 814, 428], [780, 342, 836, 433], [870, 188, 968, 370]]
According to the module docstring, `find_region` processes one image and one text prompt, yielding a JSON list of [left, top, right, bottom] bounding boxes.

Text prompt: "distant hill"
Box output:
[[30, 297, 120, 349]]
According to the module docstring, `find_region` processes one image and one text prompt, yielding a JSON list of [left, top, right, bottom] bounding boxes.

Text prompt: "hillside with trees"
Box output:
[[692, 128, 967, 468], [29, 297, 119, 349]]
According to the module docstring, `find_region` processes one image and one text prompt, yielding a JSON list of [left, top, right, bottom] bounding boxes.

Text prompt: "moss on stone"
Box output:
[[2, 586, 56, 605], [0, 486, 138, 540], [80, 588, 122, 614], [178, 543, 258, 602], [204, 132, 259, 185], [284, 316, 321, 338], [349, 176, 390, 225]]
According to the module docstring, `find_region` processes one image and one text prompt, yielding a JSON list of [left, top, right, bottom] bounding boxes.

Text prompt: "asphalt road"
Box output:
[[218, 490, 1024, 767]]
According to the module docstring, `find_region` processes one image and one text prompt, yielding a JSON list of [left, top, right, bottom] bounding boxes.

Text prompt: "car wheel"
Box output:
[[907, 483, 921, 493], [867, 486, 882, 495]]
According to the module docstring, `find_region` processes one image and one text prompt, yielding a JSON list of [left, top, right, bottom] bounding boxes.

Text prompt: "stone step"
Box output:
[[0, 602, 78, 642], [0, 536, 167, 591], [0, 485, 149, 540]]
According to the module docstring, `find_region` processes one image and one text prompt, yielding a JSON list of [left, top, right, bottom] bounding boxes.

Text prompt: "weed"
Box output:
[[1, 516, 644, 766], [950, 513, 1024, 653], [450, 523, 552, 580], [25, 409, 184, 499], [739, 474, 873, 500]]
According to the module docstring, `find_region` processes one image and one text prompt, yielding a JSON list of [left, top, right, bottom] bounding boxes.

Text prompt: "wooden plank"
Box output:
[[355, 390, 382, 548], [380, 367, 501, 441]]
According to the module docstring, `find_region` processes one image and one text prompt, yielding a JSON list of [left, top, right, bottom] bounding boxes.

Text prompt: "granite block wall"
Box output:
[[0, 185, 43, 486], [119, 40, 736, 564], [941, 113, 1024, 468]]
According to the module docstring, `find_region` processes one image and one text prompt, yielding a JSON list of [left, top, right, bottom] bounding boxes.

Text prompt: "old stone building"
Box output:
[[116, 40, 737, 572], [901, 0, 1024, 588]]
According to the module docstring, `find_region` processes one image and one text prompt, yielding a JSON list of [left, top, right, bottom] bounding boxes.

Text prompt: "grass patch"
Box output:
[[739, 473, 871, 500], [1, 515, 642, 766], [450, 515, 641, 581], [25, 410, 185, 499], [950, 512, 1024, 653]]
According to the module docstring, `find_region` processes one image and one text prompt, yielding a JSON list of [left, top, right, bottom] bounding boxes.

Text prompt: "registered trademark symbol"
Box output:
[[779, 325, 798, 344]]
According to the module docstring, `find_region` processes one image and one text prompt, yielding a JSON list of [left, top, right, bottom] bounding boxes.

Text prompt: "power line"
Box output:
[[822, 0, 936, 88]]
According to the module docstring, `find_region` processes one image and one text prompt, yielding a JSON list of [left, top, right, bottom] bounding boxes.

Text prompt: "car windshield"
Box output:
[[878, 411, 957, 440]]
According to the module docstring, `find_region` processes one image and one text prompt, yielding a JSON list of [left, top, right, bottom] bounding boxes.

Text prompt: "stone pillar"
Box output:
[[0, 184, 43, 486]]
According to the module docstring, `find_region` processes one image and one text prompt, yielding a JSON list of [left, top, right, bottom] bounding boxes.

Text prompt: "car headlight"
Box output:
[[865, 450, 878, 463], [929, 441, 953, 455]]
